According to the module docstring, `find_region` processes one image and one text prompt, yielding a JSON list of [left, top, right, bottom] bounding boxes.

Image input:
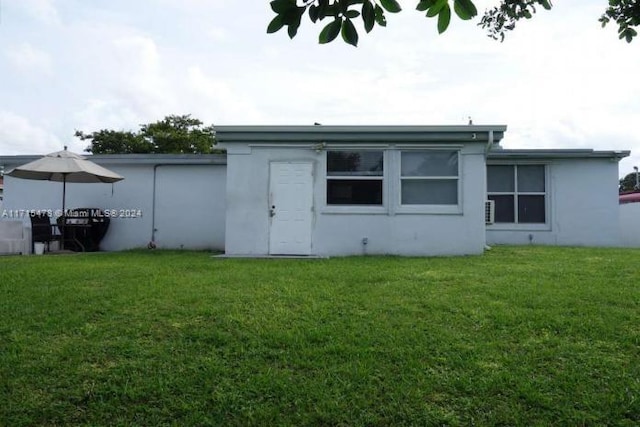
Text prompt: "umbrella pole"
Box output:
[[61, 175, 66, 250]]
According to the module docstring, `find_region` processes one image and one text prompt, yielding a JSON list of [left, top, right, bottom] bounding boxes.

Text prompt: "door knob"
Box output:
[[270, 205, 276, 217]]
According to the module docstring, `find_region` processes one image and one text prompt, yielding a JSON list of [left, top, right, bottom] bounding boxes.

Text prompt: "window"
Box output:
[[487, 165, 546, 223], [326, 150, 383, 205], [400, 150, 459, 205]]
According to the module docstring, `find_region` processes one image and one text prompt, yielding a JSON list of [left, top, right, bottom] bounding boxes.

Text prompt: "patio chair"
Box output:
[[30, 213, 61, 253]]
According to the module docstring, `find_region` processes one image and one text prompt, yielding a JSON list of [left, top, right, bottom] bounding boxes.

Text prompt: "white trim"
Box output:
[[323, 143, 391, 150], [396, 148, 463, 214], [322, 149, 388, 213], [249, 143, 317, 148], [321, 206, 389, 215], [487, 223, 551, 232], [394, 144, 464, 150], [395, 205, 463, 215], [321, 147, 467, 216]]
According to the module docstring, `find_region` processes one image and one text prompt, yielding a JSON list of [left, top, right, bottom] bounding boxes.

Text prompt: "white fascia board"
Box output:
[[0, 154, 227, 167], [215, 125, 507, 144], [488, 149, 630, 161]]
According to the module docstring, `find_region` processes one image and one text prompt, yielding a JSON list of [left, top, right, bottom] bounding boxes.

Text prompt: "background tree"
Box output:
[[76, 115, 216, 154], [620, 170, 640, 193], [138, 115, 216, 154], [74, 130, 151, 154], [268, 0, 640, 46]]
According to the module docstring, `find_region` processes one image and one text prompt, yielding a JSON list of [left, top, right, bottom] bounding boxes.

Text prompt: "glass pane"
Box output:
[[487, 165, 515, 192], [518, 195, 545, 223], [401, 179, 458, 205], [488, 195, 515, 223], [517, 165, 545, 192], [327, 179, 383, 205], [327, 151, 383, 176], [401, 151, 458, 177]]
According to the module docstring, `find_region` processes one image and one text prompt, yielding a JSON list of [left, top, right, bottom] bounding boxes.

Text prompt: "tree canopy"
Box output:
[[620, 170, 640, 193], [76, 115, 216, 155], [268, 0, 640, 46]]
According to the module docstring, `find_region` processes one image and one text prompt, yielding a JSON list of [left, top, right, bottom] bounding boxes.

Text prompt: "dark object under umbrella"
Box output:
[[6, 146, 124, 249]]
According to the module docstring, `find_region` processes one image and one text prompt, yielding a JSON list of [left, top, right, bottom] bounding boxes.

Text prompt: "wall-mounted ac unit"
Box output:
[[485, 200, 495, 225]]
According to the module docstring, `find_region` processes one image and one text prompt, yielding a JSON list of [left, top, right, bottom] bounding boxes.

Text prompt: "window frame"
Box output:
[[487, 162, 551, 230], [321, 145, 466, 216], [396, 148, 463, 215], [323, 148, 388, 214]]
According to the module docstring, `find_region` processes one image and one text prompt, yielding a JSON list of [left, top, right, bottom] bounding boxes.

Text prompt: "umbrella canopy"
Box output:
[[6, 147, 123, 184], [6, 147, 124, 249]]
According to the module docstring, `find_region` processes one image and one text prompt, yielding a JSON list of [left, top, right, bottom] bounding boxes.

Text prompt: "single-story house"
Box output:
[[0, 125, 630, 255], [216, 126, 629, 256]]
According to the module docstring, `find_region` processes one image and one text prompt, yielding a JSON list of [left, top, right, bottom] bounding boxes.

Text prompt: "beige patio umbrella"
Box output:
[[6, 146, 124, 245]]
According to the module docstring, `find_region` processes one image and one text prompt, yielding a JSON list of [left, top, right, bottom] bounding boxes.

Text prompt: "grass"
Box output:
[[1, 246, 639, 426]]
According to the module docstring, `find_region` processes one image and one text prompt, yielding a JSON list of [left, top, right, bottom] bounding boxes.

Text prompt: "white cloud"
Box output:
[[110, 35, 174, 119], [0, 111, 61, 155], [72, 98, 145, 136], [206, 28, 228, 43], [19, 0, 60, 26], [185, 66, 266, 123], [4, 43, 52, 74]]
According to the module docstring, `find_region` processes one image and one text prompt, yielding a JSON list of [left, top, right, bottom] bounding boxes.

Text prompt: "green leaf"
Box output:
[[453, 0, 477, 20], [309, 4, 319, 23], [437, 4, 451, 34], [288, 22, 299, 38], [282, 8, 303, 38], [319, 18, 342, 43], [417, 0, 436, 12], [341, 18, 359, 46], [266, 16, 284, 33], [621, 27, 637, 43], [426, 0, 447, 18], [345, 10, 360, 19], [270, 0, 295, 14], [317, 0, 329, 18], [541, 0, 552, 10], [380, 0, 402, 13], [362, 1, 375, 33], [374, 5, 387, 26]]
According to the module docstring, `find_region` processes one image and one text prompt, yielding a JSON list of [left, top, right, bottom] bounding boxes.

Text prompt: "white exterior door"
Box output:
[[269, 162, 313, 255]]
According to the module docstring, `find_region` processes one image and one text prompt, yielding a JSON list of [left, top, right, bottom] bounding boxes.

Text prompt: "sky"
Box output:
[[0, 0, 638, 176]]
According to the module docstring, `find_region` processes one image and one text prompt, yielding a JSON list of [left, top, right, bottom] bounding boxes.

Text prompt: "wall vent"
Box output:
[[485, 200, 495, 225]]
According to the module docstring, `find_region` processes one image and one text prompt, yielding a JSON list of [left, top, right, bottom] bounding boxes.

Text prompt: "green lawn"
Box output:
[[1, 246, 639, 426]]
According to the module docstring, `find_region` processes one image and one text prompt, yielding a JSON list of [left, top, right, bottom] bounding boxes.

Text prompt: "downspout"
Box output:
[[148, 164, 170, 249], [485, 130, 494, 154], [484, 130, 494, 251]]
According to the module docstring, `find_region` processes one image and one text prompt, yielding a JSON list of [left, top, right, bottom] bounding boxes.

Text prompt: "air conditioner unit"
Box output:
[[485, 200, 495, 225]]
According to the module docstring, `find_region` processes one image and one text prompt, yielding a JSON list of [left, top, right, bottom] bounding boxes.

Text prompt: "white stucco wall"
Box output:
[[619, 202, 640, 247], [487, 158, 621, 247], [1, 156, 226, 252], [224, 144, 488, 257]]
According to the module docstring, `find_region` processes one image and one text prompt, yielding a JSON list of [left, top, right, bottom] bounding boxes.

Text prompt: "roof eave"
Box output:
[[0, 153, 227, 167], [488, 149, 630, 161], [215, 125, 507, 144]]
